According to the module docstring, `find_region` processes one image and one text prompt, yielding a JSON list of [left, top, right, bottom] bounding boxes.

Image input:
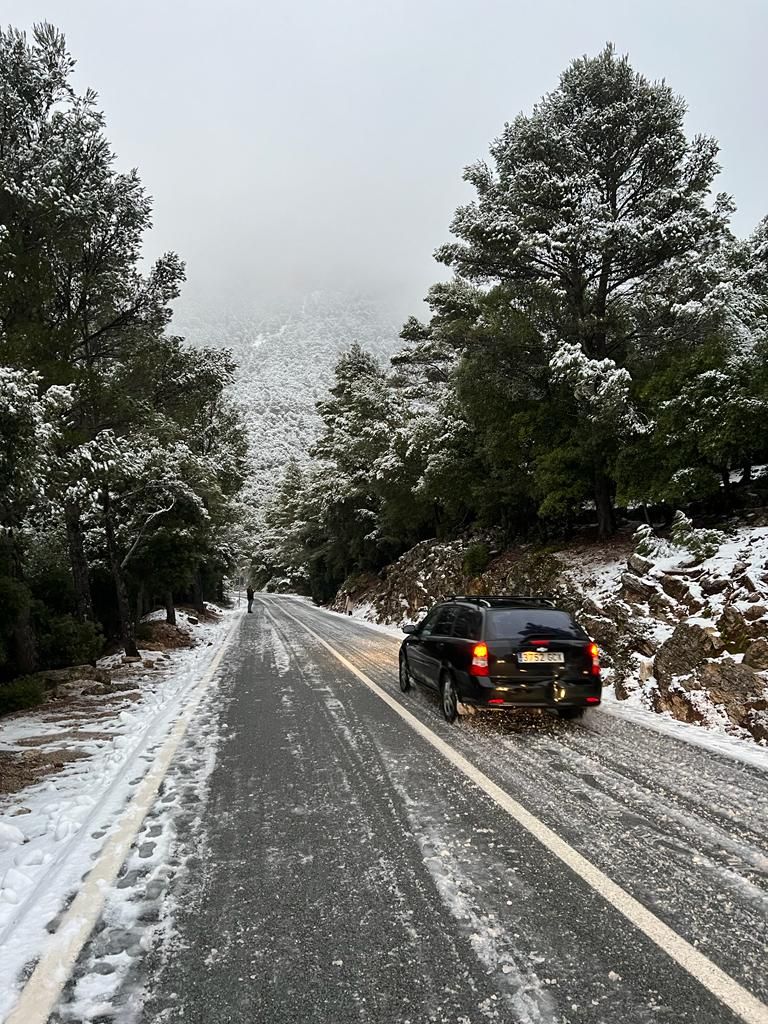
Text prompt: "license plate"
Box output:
[[517, 651, 564, 664]]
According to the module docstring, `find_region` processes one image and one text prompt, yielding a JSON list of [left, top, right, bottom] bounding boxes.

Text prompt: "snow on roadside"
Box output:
[[599, 688, 768, 771], [52, 674, 226, 1022], [0, 608, 239, 1021]]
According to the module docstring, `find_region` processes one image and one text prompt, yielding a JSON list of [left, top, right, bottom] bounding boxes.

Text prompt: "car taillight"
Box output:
[[586, 642, 600, 675], [471, 642, 489, 677]]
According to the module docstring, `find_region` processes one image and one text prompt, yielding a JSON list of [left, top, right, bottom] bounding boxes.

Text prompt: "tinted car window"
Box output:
[[418, 607, 443, 637], [486, 608, 583, 640], [452, 607, 481, 641], [432, 605, 459, 636]]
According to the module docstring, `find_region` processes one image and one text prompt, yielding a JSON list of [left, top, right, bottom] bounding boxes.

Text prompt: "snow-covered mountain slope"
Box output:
[[174, 292, 401, 502]]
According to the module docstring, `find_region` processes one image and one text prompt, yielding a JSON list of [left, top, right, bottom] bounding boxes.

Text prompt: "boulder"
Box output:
[[581, 596, 604, 617], [635, 635, 658, 658], [654, 623, 725, 688], [700, 575, 729, 596], [744, 710, 768, 743], [735, 574, 759, 595], [627, 553, 653, 577], [658, 574, 703, 613], [743, 638, 768, 671], [650, 676, 705, 724], [694, 660, 765, 727], [620, 573, 657, 603], [648, 589, 684, 622], [744, 605, 767, 622], [33, 665, 112, 690], [122, 655, 142, 665], [717, 606, 749, 649], [579, 613, 617, 648], [614, 674, 635, 700], [637, 657, 654, 683]]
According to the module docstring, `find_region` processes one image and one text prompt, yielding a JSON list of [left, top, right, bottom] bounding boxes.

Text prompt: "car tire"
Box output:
[[557, 707, 587, 720], [440, 673, 459, 724], [399, 654, 412, 692]]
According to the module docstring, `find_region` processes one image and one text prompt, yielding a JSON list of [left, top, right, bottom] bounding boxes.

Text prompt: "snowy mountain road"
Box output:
[[46, 597, 768, 1023]]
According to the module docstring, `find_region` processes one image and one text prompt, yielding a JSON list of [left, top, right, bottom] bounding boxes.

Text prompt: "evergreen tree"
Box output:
[[435, 43, 732, 535], [0, 24, 249, 675]]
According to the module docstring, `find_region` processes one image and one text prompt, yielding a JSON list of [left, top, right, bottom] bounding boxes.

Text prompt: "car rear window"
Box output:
[[486, 608, 582, 640]]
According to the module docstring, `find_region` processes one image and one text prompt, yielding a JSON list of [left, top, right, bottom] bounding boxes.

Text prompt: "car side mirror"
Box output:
[[402, 623, 417, 634]]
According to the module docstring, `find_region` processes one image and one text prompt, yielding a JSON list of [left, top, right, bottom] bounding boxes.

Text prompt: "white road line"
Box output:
[[272, 599, 768, 1024], [3, 616, 241, 1024]]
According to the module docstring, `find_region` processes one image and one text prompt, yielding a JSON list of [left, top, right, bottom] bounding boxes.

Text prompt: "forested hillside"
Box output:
[[259, 45, 768, 602], [174, 292, 399, 505], [0, 25, 247, 695]]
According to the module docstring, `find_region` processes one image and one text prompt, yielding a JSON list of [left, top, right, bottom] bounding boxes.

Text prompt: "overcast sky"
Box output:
[[5, 0, 767, 319]]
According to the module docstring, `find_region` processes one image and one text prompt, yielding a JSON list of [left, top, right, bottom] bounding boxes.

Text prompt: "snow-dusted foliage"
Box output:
[[261, 44, 768, 602], [0, 24, 248, 677], [549, 341, 647, 434]]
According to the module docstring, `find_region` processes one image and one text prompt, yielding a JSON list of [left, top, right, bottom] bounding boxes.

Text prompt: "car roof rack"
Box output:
[[444, 594, 556, 608]]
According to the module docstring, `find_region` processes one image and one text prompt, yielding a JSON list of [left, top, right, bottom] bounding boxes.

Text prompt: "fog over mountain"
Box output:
[[173, 292, 400, 501]]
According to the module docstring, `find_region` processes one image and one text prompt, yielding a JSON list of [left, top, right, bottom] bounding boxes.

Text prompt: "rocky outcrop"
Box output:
[[700, 574, 729, 596], [743, 638, 768, 670], [715, 605, 767, 650], [658, 574, 703, 614], [620, 573, 656, 603], [30, 665, 112, 691], [653, 623, 724, 688], [627, 553, 653, 576], [695, 661, 764, 713]]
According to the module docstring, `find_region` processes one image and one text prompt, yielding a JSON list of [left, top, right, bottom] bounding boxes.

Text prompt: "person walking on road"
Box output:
[[247, 585, 255, 613]]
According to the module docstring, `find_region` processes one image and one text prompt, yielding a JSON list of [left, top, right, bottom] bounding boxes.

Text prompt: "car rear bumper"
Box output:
[[461, 677, 602, 708]]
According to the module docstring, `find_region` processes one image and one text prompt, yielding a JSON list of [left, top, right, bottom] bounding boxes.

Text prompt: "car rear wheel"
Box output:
[[399, 654, 412, 692], [441, 674, 458, 724], [557, 707, 587, 720]]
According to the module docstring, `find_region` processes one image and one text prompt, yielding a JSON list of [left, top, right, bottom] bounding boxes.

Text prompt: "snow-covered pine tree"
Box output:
[[435, 43, 732, 535]]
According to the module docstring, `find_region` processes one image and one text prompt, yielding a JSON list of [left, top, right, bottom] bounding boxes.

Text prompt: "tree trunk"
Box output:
[[2, 530, 37, 674], [192, 570, 205, 616], [64, 500, 94, 622], [135, 581, 145, 625], [102, 491, 140, 658], [720, 467, 733, 511], [594, 469, 616, 539], [12, 599, 37, 675], [742, 464, 752, 484], [165, 591, 176, 626]]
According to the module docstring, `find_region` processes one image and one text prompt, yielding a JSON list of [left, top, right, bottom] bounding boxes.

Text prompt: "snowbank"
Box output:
[[0, 607, 239, 1021]]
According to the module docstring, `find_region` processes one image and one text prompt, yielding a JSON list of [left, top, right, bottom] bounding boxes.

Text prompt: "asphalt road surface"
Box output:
[[51, 597, 768, 1024]]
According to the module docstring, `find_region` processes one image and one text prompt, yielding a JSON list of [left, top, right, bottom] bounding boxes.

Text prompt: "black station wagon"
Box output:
[[399, 595, 602, 723]]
